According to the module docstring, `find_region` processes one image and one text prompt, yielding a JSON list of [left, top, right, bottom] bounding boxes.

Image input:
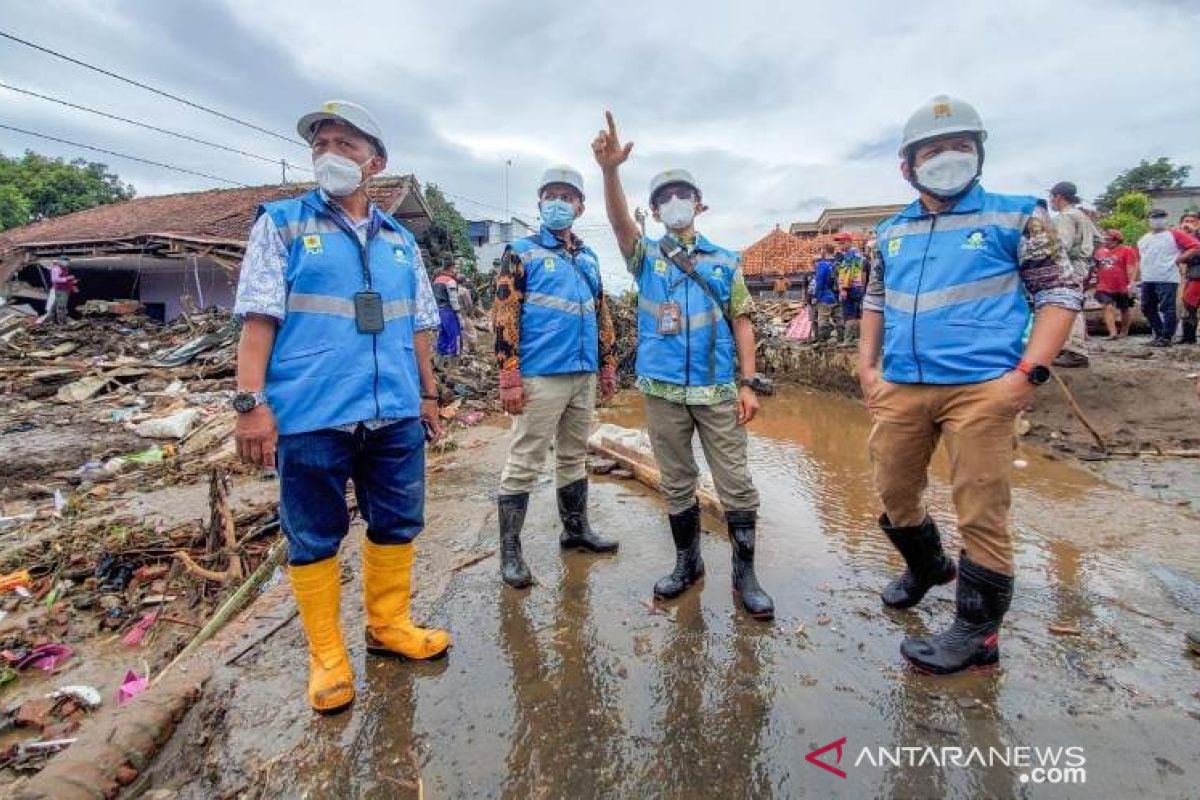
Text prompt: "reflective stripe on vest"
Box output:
[[883, 271, 1021, 315], [638, 297, 723, 330], [527, 291, 596, 315], [287, 293, 414, 321]]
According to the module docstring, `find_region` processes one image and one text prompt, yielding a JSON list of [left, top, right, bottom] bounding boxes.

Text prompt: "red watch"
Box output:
[[1016, 360, 1051, 386]]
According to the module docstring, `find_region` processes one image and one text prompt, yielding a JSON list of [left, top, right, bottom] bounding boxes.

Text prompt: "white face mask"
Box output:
[[1149, 217, 1168, 231], [659, 196, 697, 230], [913, 150, 980, 199], [314, 152, 370, 197]]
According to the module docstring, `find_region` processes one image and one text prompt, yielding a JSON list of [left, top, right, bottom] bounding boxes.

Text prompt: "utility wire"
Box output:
[[0, 29, 304, 148], [0, 123, 248, 186], [0, 81, 311, 172]]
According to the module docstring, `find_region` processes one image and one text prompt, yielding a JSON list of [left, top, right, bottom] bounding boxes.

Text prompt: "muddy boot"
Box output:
[[289, 559, 355, 714], [363, 541, 451, 660], [1180, 320, 1197, 345], [557, 478, 618, 553], [900, 555, 1013, 675], [880, 515, 957, 609], [498, 493, 533, 589], [727, 509, 775, 620], [653, 504, 704, 600]]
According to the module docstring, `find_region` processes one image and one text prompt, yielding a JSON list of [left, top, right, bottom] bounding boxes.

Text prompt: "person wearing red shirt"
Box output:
[[1179, 211, 1200, 345], [1093, 229, 1139, 339]]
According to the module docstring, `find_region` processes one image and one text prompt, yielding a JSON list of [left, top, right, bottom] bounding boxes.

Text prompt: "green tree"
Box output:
[[422, 183, 476, 276], [0, 150, 135, 231], [1095, 157, 1190, 213], [0, 184, 32, 230], [1098, 191, 1151, 246]]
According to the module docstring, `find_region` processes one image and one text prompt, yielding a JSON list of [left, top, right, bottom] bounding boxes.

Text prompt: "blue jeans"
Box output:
[[276, 418, 426, 565], [1141, 282, 1178, 340]]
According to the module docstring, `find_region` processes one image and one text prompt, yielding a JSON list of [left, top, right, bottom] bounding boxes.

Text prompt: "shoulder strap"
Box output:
[[658, 236, 735, 332]]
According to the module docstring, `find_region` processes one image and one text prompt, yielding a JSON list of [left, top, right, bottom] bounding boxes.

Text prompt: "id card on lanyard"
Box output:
[[657, 301, 682, 335]]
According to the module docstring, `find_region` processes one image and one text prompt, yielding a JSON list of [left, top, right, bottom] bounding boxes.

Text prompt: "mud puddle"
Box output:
[[151, 391, 1199, 799]]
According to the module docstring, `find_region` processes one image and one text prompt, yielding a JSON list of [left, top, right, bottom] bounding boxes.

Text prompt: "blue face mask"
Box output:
[[540, 199, 577, 231]]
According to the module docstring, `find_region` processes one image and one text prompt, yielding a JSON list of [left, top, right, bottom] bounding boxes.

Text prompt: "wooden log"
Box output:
[[587, 424, 725, 520]]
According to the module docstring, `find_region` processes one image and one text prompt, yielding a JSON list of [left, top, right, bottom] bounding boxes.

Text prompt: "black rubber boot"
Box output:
[[900, 555, 1013, 675], [727, 510, 775, 620], [1180, 320, 1197, 344], [653, 504, 704, 600], [497, 493, 533, 589], [557, 479, 618, 553], [880, 515, 957, 609]]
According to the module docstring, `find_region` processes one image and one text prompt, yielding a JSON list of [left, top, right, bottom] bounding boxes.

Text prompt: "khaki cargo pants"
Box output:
[[643, 394, 760, 515], [499, 373, 596, 495], [867, 379, 1018, 575]]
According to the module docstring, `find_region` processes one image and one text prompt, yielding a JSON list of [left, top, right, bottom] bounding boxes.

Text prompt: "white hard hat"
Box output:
[[898, 94, 987, 158], [538, 164, 585, 199], [297, 100, 387, 160], [649, 169, 701, 205]]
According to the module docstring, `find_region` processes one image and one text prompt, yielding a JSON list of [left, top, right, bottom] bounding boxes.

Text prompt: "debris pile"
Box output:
[[0, 307, 279, 782]]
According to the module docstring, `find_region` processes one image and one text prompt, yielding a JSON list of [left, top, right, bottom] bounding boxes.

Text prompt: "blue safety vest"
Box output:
[[813, 258, 838, 304], [510, 227, 602, 377], [874, 184, 1035, 385], [260, 189, 421, 435], [635, 234, 737, 387]]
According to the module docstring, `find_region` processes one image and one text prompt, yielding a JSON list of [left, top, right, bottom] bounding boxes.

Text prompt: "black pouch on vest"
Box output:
[[353, 291, 385, 333]]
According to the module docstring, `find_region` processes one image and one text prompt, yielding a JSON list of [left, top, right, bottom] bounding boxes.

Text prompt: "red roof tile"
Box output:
[[0, 175, 419, 251]]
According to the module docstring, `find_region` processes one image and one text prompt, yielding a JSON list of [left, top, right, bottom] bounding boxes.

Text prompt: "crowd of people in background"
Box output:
[[766, 195, 1200, 352]]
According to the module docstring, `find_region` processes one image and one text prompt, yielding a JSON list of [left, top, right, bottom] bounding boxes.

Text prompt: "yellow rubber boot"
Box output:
[[288, 559, 355, 713], [363, 541, 451, 660]]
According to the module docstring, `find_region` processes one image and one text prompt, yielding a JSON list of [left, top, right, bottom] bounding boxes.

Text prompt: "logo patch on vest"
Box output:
[[542, 256, 556, 272], [302, 234, 323, 255], [392, 246, 408, 263], [962, 230, 986, 250], [887, 238, 902, 257], [653, 258, 668, 276]]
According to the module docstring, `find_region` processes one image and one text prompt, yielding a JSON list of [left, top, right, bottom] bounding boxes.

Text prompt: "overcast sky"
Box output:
[[3, 0, 1199, 289]]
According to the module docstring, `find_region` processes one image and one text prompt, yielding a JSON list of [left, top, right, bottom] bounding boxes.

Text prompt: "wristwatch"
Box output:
[[738, 378, 756, 389], [1015, 360, 1051, 386], [231, 390, 268, 413]]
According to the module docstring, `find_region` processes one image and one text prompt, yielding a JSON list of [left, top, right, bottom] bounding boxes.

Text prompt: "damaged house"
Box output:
[[0, 175, 434, 322]]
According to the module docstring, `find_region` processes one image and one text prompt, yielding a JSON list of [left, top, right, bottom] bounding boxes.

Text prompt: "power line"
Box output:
[[0, 123, 248, 186], [0, 29, 303, 148], [0, 81, 311, 173]]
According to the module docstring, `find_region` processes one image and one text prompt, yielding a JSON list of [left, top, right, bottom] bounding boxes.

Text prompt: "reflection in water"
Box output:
[[649, 591, 774, 799], [498, 555, 627, 799]]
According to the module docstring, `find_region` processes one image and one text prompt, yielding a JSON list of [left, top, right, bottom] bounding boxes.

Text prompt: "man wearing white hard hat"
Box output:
[[859, 94, 1081, 675], [492, 164, 619, 589], [232, 100, 450, 714], [593, 112, 774, 621]]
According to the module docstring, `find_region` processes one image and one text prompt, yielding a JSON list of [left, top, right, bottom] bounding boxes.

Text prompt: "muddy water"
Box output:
[[167, 389, 1199, 799]]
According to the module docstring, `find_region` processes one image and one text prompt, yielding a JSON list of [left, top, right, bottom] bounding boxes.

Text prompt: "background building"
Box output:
[[789, 203, 906, 238], [467, 217, 535, 273], [1143, 186, 1200, 221]]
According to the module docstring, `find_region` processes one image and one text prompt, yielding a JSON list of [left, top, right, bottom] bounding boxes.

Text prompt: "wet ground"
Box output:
[[150, 388, 1200, 799]]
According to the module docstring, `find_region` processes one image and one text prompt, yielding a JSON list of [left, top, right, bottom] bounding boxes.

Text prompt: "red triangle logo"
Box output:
[[805, 736, 848, 779]]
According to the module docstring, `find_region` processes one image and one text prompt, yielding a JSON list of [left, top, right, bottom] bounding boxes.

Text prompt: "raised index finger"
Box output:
[[606, 110, 618, 139]]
